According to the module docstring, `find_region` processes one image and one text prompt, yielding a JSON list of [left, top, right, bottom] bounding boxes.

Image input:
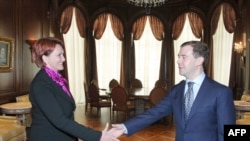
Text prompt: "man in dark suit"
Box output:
[[110, 41, 236, 141]]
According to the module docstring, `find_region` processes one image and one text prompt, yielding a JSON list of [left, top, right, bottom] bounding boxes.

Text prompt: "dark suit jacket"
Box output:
[[124, 76, 236, 141], [29, 69, 101, 141]]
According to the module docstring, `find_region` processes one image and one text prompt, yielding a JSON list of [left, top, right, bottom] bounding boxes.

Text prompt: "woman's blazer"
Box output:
[[29, 69, 101, 141]]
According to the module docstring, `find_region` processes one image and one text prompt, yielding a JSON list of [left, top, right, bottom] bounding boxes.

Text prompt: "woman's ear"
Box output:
[[42, 55, 48, 64]]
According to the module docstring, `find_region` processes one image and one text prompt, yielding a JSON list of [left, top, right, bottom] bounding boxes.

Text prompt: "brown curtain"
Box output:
[[171, 13, 186, 85], [92, 13, 125, 87], [209, 6, 221, 78], [110, 14, 125, 87], [75, 8, 86, 38], [130, 16, 147, 82], [188, 12, 203, 39], [210, 3, 236, 81], [60, 6, 73, 34], [172, 13, 186, 40], [91, 13, 109, 84], [93, 14, 108, 39], [149, 16, 164, 41], [223, 3, 236, 33], [148, 16, 165, 80]]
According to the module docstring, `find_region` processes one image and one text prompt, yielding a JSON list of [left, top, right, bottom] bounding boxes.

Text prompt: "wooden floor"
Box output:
[[75, 103, 176, 141]]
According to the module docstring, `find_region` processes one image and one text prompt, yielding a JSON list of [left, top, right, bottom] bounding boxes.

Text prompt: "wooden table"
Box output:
[[127, 87, 152, 99], [234, 100, 250, 119], [0, 102, 32, 125]]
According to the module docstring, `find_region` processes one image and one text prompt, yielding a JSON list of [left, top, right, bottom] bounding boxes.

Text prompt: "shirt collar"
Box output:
[[186, 72, 205, 85]]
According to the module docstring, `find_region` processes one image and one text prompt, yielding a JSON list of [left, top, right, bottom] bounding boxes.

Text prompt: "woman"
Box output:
[[29, 37, 118, 141]]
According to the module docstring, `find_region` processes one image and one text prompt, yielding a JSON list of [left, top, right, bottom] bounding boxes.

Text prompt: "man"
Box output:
[[110, 41, 236, 141]]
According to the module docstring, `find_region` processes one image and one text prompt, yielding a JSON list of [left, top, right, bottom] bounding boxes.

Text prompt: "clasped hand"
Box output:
[[100, 123, 125, 141]]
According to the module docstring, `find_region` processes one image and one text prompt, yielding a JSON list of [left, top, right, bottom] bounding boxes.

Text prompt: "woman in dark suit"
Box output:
[[29, 37, 118, 141], [110, 41, 236, 141]]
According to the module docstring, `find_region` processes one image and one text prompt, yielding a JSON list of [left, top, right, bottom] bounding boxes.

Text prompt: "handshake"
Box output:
[[100, 123, 126, 141]]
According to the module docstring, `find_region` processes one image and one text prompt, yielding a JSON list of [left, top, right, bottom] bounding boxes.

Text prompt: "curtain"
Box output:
[[173, 13, 202, 84], [62, 7, 85, 104], [94, 13, 124, 89], [212, 3, 235, 86], [133, 16, 163, 89]]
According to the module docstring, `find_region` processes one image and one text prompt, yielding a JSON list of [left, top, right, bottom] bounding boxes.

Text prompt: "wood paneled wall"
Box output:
[[0, 0, 50, 104]]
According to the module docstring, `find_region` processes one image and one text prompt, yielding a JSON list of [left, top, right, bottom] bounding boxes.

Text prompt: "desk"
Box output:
[[0, 102, 31, 125], [234, 100, 250, 119]]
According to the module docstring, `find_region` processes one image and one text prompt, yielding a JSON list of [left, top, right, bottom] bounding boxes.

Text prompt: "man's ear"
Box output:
[[196, 56, 204, 66]]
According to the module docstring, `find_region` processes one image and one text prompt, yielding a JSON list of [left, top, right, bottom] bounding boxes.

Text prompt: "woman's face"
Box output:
[[42, 44, 65, 71]]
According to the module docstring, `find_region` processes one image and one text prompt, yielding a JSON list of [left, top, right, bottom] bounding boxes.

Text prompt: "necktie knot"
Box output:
[[187, 81, 194, 88]]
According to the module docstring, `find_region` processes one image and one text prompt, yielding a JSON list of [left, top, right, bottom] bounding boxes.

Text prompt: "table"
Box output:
[[0, 102, 32, 125], [127, 88, 153, 113], [127, 87, 152, 99], [234, 100, 250, 119]]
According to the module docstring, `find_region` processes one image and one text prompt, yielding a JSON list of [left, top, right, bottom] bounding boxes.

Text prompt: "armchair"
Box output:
[[0, 115, 26, 141]]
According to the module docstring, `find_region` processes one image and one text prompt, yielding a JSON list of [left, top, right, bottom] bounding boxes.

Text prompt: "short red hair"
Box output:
[[31, 37, 64, 68]]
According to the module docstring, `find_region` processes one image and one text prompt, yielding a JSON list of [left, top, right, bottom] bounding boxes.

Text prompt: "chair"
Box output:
[[91, 79, 109, 100], [91, 79, 99, 88], [110, 85, 136, 122], [148, 87, 167, 107], [84, 82, 91, 114], [88, 83, 111, 117], [155, 80, 167, 89], [130, 78, 143, 88], [236, 94, 250, 124], [16, 94, 32, 127], [0, 115, 26, 141], [109, 79, 119, 90], [240, 94, 250, 117], [146, 87, 173, 126]]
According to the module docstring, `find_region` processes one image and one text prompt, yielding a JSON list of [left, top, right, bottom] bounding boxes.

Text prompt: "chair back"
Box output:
[[109, 79, 119, 90], [149, 87, 167, 106], [88, 83, 100, 103], [131, 78, 143, 88], [111, 85, 128, 107], [91, 79, 99, 88], [155, 80, 167, 89]]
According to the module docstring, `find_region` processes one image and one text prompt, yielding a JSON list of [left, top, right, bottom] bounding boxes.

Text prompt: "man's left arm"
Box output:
[[217, 87, 236, 141]]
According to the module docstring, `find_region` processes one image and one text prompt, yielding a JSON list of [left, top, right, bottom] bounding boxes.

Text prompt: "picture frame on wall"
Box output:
[[0, 36, 14, 72]]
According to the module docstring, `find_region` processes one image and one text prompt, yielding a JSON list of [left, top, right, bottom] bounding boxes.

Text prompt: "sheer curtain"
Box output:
[[134, 18, 162, 89], [95, 17, 122, 89], [63, 9, 85, 104], [212, 7, 234, 86], [174, 14, 200, 84]]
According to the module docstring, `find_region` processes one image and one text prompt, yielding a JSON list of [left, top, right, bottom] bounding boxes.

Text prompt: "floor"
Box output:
[[26, 101, 176, 141], [75, 101, 176, 141]]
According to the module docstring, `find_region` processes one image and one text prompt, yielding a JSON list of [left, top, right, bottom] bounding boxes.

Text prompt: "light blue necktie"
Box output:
[[184, 82, 194, 120]]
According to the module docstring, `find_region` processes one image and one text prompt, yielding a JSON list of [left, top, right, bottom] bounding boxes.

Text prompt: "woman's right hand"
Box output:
[[100, 123, 120, 141]]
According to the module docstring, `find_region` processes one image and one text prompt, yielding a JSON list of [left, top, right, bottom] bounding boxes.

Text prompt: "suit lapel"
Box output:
[[42, 70, 75, 105], [187, 77, 211, 121], [172, 80, 186, 126]]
